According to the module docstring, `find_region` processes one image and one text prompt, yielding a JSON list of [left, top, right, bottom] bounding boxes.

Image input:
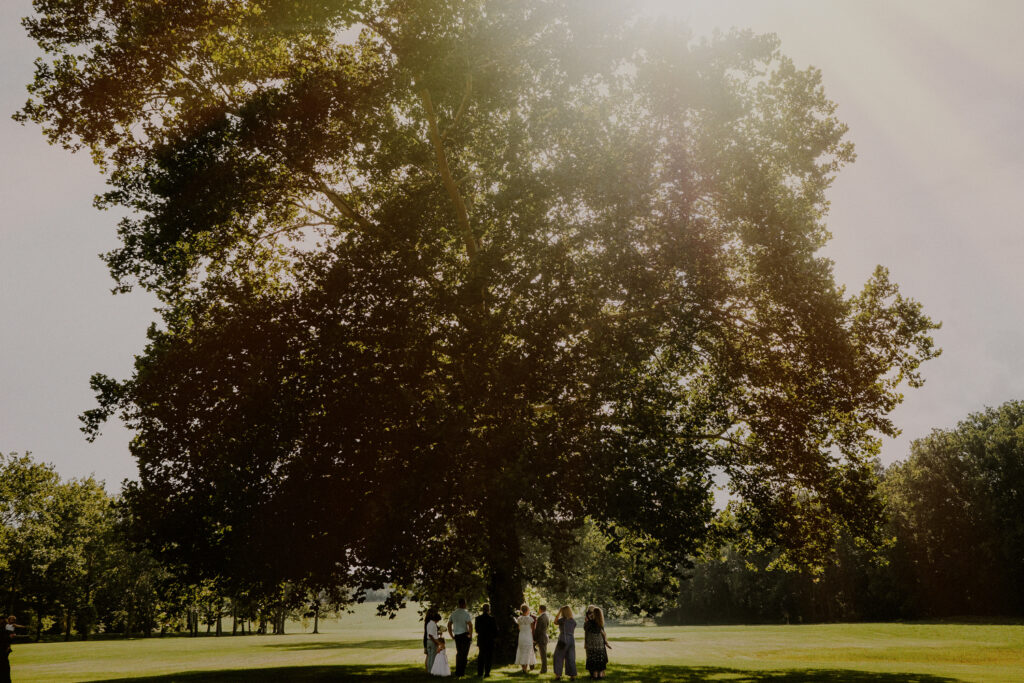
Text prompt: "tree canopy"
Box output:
[[21, 0, 937, 653]]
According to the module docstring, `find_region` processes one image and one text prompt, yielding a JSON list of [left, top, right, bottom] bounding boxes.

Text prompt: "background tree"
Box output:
[[42, 476, 110, 640], [881, 401, 1024, 617], [21, 0, 938, 659], [0, 453, 60, 624]]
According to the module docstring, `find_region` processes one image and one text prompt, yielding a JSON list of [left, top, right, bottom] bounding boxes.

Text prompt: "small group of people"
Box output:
[[424, 600, 611, 679], [423, 598, 485, 678]]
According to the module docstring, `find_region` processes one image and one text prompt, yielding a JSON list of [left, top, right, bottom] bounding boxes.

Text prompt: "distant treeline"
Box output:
[[4, 401, 1023, 639], [663, 401, 1024, 624], [0, 453, 348, 641]]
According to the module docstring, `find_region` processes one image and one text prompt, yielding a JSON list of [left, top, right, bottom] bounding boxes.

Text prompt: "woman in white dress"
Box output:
[[430, 636, 451, 676], [514, 603, 537, 672]]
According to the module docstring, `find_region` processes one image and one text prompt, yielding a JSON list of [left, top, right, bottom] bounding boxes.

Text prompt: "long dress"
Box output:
[[430, 643, 451, 676], [553, 616, 577, 677], [584, 619, 608, 674], [426, 620, 439, 672], [514, 615, 537, 666]]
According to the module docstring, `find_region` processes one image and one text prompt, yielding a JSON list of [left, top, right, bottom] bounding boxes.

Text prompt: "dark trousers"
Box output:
[[454, 632, 471, 676], [476, 641, 494, 677], [536, 638, 549, 673], [0, 652, 9, 683], [554, 639, 577, 677]]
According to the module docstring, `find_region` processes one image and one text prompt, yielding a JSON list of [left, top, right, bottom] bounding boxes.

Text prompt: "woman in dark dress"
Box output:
[[583, 605, 610, 679]]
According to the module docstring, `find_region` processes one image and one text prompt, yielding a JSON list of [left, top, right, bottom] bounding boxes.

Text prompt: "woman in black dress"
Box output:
[[583, 605, 610, 679]]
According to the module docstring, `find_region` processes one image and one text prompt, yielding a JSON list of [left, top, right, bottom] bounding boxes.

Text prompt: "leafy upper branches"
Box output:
[[22, 0, 938, 617]]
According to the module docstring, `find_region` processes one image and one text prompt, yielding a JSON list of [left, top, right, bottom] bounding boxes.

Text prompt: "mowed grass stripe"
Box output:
[[10, 607, 1024, 682]]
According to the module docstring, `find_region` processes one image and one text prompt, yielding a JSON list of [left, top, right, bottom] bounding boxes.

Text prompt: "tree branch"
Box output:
[[681, 432, 752, 452], [287, 200, 336, 226], [311, 177, 378, 235], [441, 73, 472, 142], [420, 87, 478, 261]]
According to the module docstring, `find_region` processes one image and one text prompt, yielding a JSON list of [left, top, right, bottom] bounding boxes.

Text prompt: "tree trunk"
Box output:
[[64, 608, 72, 642], [8, 567, 21, 615], [313, 606, 319, 635], [34, 603, 43, 642], [484, 506, 525, 665]]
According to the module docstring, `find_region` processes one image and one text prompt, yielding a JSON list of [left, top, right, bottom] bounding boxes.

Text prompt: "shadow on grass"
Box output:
[[610, 637, 674, 642], [612, 665, 960, 681], [81, 663, 962, 682], [262, 638, 418, 651]]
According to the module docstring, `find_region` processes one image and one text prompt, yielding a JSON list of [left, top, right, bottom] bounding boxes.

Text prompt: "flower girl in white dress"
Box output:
[[430, 636, 451, 676]]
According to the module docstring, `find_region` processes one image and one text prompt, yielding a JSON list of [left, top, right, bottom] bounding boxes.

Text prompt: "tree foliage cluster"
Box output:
[[664, 400, 1024, 623], [0, 453, 122, 640], [0, 453, 348, 641]]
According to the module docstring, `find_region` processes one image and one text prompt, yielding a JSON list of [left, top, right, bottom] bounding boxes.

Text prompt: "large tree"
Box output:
[[21, 0, 937, 656]]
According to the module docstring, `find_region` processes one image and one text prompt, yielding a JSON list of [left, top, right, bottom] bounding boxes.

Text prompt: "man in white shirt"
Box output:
[[447, 597, 474, 677]]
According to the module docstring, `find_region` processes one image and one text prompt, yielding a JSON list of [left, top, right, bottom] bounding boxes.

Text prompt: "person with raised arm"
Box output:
[[553, 605, 578, 680]]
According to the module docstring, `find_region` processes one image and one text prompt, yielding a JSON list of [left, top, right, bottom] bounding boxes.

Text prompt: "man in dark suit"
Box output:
[[474, 603, 497, 678], [534, 604, 550, 674], [0, 616, 11, 683]]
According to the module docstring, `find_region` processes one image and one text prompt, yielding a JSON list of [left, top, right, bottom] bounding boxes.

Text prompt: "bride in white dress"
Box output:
[[514, 603, 537, 672]]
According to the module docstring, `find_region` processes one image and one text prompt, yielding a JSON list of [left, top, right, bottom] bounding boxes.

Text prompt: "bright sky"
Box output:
[[2, 1, 1023, 488]]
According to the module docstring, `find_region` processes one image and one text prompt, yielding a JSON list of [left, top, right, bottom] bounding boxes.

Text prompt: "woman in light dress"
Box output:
[[430, 635, 451, 676], [514, 603, 537, 672]]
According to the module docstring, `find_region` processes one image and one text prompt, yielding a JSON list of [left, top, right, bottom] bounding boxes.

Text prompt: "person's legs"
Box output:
[[480, 642, 493, 676], [455, 633, 471, 676], [426, 640, 437, 672], [538, 640, 548, 673], [566, 643, 577, 678], [553, 641, 564, 677]]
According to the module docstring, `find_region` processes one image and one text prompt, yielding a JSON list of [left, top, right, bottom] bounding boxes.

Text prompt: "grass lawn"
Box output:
[[10, 604, 1024, 682]]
